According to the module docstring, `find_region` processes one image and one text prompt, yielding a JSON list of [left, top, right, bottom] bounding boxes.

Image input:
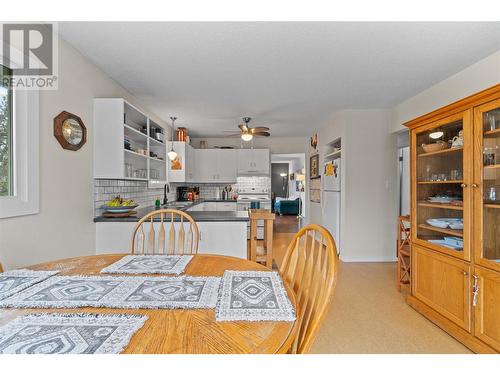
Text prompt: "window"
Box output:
[[0, 64, 13, 196], [0, 60, 39, 219]]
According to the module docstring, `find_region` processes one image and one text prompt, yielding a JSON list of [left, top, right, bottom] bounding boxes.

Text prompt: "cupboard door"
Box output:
[[237, 149, 254, 174], [411, 110, 472, 261], [252, 149, 270, 174], [195, 149, 218, 182], [473, 266, 500, 351], [412, 245, 471, 331], [473, 99, 500, 273], [217, 150, 237, 182]]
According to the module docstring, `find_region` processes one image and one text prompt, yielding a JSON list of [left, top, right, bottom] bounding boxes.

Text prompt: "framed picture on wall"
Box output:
[[310, 154, 320, 179]]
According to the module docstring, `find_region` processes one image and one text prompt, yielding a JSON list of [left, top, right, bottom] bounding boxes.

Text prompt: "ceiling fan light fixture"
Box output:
[[241, 133, 253, 141]]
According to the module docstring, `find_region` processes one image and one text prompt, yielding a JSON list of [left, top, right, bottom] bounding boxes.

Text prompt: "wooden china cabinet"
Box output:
[[405, 84, 500, 354]]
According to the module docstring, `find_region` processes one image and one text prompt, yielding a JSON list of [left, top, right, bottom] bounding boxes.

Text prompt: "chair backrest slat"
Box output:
[[178, 216, 185, 255], [157, 213, 166, 254], [131, 209, 199, 256], [147, 217, 155, 254], [279, 224, 339, 354]]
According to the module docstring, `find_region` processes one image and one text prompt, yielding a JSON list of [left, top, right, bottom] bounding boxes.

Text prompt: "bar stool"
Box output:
[[248, 209, 275, 268]]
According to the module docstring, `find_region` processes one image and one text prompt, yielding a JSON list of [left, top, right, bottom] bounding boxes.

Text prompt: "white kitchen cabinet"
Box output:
[[94, 98, 168, 186], [194, 149, 218, 182], [237, 149, 270, 175], [96, 221, 247, 259], [217, 150, 237, 182], [186, 203, 204, 211], [204, 202, 217, 211], [193, 149, 237, 183], [186, 144, 196, 182], [168, 142, 196, 183], [216, 202, 237, 211]]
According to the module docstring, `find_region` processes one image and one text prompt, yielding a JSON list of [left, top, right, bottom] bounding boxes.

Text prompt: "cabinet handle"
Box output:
[[471, 183, 478, 188], [460, 183, 467, 188], [472, 275, 479, 307], [463, 271, 468, 276]]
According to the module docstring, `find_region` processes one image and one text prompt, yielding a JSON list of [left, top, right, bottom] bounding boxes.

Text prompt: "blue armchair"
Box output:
[[274, 198, 301, 215]]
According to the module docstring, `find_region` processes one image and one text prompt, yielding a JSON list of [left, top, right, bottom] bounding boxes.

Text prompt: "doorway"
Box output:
[[271, 163, 289, 198], [270, 153, 306, 218]]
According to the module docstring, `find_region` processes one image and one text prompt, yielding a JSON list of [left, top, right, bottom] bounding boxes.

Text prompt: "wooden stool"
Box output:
[[397, 215, 411, 292], [249, 209, 275, 268]]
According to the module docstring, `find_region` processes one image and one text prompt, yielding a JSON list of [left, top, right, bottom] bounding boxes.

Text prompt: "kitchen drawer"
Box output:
[[216, 202, 237, 211], [204, 202, 217, 211]]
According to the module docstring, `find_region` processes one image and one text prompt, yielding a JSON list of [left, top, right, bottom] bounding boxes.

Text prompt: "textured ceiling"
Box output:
[[59, 22, 500, 136]]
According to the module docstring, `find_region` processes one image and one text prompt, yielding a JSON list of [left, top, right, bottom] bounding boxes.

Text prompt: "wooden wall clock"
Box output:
[[54, 111, 87, 151]]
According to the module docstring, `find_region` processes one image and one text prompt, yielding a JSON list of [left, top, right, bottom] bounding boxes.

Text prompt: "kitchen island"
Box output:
[[94, 200, 248, 258]]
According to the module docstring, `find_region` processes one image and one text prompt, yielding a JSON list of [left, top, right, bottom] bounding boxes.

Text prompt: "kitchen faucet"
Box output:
[[163, 183, 170, 205]]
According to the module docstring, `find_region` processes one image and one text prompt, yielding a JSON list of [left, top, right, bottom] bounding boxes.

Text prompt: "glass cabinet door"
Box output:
[[412, 110, 472, 260], [474, 99, 500, 272]]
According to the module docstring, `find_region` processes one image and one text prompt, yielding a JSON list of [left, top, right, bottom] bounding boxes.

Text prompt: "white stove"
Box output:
[[237, 187, 271, 239]]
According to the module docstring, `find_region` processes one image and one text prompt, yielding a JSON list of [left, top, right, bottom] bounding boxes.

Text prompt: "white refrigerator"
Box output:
[[321, 158, 341, 253]]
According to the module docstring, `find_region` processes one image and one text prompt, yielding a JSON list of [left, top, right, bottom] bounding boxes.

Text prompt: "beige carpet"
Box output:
[[310, 262, 472, 354]]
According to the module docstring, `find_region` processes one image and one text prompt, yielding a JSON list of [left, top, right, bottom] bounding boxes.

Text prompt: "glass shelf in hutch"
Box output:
[[413, 112, 470, 260], [475, 99, 500, 271]]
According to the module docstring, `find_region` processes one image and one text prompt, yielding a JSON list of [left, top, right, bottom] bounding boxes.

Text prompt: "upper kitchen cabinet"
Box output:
[[94, 98, 168, 186], [168, 141, 196, 183], [237, 149, 270, 175], [194, 149, 237, 183]]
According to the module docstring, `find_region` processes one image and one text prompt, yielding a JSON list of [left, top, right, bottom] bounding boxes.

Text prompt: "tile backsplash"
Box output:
[[94, 179, 167, 217], [94, 176, 271, 217]]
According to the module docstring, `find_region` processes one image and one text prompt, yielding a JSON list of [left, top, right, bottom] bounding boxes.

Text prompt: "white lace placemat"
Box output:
[[0, 313, 147, 354], [216, 270, 296, 322], [0, 275, 221, 310], [0, 269, 59, 301], [100, 255, 193, 275]]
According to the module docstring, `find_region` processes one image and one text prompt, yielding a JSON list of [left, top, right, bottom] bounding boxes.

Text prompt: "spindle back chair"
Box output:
[[279, 224, 339, 354], [130, 209, 199, 255]]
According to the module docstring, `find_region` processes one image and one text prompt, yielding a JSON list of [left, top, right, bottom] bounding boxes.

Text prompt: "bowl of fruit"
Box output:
[[102, 196, 138, 214]]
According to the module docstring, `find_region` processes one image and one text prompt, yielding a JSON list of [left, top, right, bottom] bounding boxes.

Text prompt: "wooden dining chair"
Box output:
[[130, 209, 199, 255], [279, 224, 339, 354], [397, 215, 411, 292]]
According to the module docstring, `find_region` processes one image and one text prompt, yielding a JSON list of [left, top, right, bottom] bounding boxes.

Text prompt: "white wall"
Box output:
[[0, 39, 170, 269], [308, 110, 398, 262], [392, 51, 500, 133]]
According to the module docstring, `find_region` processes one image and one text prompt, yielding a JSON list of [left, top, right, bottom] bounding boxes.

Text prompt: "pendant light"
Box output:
[[167, 116, 178, 161]]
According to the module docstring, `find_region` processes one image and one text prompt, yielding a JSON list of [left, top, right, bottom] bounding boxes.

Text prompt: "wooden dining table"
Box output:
[[0, 254, 298, 354]]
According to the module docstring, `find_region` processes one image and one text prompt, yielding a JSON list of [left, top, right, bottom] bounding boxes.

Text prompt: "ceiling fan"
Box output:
[[223, 117, 270, 141]]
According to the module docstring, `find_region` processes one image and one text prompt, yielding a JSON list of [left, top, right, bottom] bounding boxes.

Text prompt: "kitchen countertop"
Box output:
[[94, 199, 247, 223]]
